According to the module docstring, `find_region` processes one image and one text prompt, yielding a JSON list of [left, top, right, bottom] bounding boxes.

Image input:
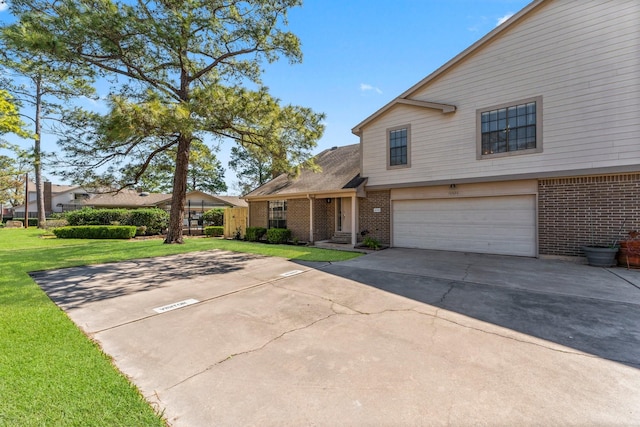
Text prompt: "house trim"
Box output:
[[363, 165, 640, 191]]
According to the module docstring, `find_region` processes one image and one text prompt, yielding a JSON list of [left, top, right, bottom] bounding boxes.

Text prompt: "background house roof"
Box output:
[[245, 144, 364, 198], [214, 195, 248, 208], [85, 190, 171, 208]]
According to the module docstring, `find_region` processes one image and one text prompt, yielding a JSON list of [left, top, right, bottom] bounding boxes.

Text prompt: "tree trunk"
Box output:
[[34, 77, 46, 229], [164, 133, 191, 244]]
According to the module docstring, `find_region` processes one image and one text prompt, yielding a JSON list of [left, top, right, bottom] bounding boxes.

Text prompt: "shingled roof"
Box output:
[[244, 144, 365, 198], [86, 190, 172, 208]]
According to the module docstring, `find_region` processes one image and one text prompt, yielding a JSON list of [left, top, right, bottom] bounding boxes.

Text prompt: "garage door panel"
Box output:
[[393, 195, 536, 257]]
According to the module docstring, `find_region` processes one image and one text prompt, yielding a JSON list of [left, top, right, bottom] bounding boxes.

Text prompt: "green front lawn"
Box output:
[[0, 228, 361, 426]]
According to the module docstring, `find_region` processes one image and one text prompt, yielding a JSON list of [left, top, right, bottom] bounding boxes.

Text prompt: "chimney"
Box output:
[[44, 182, 52, 215]]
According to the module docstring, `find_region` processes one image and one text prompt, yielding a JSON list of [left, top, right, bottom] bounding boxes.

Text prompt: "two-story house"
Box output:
[[245, 0, 640, 258]]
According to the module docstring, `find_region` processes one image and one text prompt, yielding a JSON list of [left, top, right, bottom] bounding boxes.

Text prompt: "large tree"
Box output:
[[10, 0, 324, 243], [229, 144, 273, 195], [0, 26, 94, 228], [130, 140, 228, 194], [0, 90, 29, 137]]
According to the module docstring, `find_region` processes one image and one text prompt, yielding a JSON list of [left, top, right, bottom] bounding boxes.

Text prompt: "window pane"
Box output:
[[498, 118, 506, 130], [389, 128, 408, 166], [497, 108, 506, 120], [526, 102, 536, 114]]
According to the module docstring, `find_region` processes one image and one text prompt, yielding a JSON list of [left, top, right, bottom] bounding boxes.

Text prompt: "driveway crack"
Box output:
[[165, 311, 338, 391], [439, 282, 456, 304]]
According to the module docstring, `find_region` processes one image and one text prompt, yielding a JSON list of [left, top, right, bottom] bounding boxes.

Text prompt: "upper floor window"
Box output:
[[387, 125, 411, 169], [268, 200, 287, 228], [477, 96, 542, 159]]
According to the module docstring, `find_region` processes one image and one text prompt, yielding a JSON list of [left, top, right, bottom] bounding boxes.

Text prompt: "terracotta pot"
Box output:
[[619, 240, 640, 250], [617, 248, 640, 268]]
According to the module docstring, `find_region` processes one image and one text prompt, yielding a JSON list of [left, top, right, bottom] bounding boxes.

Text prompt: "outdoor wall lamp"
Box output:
[[326, 198, 332, 203]]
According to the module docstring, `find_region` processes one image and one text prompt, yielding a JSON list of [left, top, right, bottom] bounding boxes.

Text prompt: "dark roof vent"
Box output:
[[331, 146, 338, 150], [139, 192, 149, 197]]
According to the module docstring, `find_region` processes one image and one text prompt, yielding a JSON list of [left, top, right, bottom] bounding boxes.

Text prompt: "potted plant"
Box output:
[[617, 230, 640, 269], [582, 245, 619, 267]]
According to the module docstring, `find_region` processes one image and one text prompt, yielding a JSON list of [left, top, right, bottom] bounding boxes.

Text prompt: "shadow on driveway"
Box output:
[[30, 250, 261, 310], [310, 249, 640, 369]]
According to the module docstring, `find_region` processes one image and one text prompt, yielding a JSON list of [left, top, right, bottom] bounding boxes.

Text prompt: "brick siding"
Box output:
[[313, 198, 334, 242], [538, 174, 640, 256], [248, 201, 268, 228], [286, 199, 310, 242], [358, 190, 391, 245]]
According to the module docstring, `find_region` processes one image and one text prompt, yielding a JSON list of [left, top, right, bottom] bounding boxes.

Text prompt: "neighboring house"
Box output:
[[244, 144, 366, 244], [12, 182, 91, 218], [156, 190, 248, 226], [13, 183, 246, 223], [246, 0, 640, 258]]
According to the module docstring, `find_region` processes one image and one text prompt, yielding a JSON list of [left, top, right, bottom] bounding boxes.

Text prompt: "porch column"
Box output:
[[351, 195, 357, 246], [308, 195, 314, 243]]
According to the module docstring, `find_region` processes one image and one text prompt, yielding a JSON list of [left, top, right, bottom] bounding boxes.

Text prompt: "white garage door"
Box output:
[[393, 195, 536, 257]]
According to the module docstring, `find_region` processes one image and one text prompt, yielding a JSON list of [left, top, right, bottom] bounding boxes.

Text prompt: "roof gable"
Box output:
[[244, 144, 364, 199], [352, 0, 546, 135]]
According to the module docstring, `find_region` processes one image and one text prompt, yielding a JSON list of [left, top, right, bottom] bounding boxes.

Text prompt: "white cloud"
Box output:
[[360, 83, 382, 94], [496, 13, 514, 26], [0, 1, 7, 12]]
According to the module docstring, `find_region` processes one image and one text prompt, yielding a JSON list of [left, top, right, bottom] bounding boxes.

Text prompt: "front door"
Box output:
[[338, 197, 352, 233]]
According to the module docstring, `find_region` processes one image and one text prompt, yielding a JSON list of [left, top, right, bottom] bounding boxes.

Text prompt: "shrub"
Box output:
[[202, 208, 224, 226], [363, 236, 381, 250], [266, 228, 291, 244], [123, 208, 168, 235], [11, 218, 38, 227], [64, 207, 168, 235], [65, 208, 129, 226], [245, 226, 267, 242], [204, 226, 224, 237], [52, 225, 137, 239]]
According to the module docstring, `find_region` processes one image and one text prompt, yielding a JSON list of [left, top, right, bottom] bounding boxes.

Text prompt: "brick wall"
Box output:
[[286, 199, 310, 242], [248, 201, 268, 228], [312, 198, 334, 242], [359, 190, 391, 244], [538, 174, 640, 256]]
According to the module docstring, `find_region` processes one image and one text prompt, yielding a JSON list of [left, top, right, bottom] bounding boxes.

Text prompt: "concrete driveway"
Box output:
[[32, 248, 640, 426]]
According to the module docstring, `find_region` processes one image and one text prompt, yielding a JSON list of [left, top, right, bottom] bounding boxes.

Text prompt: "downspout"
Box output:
[[307, 194, 314, 244]]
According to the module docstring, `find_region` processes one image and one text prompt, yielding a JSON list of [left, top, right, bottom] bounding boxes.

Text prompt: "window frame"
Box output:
[[476, 96, 543, 160], [268, 199, 287, 229], [386, 124, 411, 170]]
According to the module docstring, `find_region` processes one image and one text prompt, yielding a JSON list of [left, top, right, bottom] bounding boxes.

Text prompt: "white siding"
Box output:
[[361, 0, 640, 187]]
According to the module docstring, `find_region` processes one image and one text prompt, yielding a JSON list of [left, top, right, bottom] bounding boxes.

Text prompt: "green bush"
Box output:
[[52, 225, 137, 239], [123, 208, 168, 235], [266, 228, 291, 244], [64, 207, 168, 235], [362, 236, 381, 250], [10, 218, 38, 227], [65, 208, 129, 226], [204, 226, 224, 237], [202, 208, 224, 226], [245, 226, 267, 242]]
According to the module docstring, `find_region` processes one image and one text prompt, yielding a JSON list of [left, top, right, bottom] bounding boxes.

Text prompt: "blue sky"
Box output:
[[1, 0, 532, 193]]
